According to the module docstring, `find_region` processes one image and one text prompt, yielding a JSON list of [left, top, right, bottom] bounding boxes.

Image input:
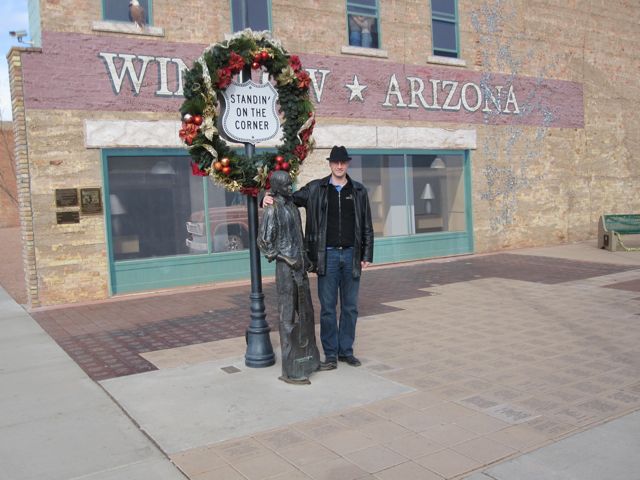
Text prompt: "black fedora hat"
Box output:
[[326, 145, 352, 162]]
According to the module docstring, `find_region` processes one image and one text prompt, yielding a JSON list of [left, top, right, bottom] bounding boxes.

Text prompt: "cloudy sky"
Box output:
[[0, 1, 29, 121]]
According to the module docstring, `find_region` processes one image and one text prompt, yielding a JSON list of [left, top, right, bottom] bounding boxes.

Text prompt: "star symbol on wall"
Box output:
[[345, 75, 368, 102]]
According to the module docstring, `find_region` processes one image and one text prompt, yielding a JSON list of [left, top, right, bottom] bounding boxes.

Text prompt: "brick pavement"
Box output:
[[27, 254, 638, 381]]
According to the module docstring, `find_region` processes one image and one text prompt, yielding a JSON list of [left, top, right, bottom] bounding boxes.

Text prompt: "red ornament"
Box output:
[[213, 161, 223, 171], [193, 114, 203, 126], [275, 155, 284, 163], [222, 166, 231, 175], [183, 113, 193, 123], [220, 157, 230, 167], [191, 162, 208, 176], [281, 162, 290, 171], [251, 62, 260, 70], [260, 50, 269, 60], [274, 163, 281, 171]]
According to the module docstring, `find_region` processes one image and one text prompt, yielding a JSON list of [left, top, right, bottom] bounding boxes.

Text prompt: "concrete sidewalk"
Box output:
[[0, 286, 185, 480], [2, 239, 640, 479]]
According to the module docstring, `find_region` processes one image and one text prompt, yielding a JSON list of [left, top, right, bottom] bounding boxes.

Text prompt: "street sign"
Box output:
[[221, 80, 280, 144]]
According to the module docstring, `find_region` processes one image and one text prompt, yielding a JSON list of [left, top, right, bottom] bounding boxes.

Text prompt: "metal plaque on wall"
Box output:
[[55, 188, 79, 207], [56, 211, 80, 224], [80, 188, 102, 214]]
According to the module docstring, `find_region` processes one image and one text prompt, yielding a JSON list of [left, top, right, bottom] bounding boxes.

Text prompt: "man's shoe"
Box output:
[[318, 359, 337, 371], [338, 355, 362, 367]]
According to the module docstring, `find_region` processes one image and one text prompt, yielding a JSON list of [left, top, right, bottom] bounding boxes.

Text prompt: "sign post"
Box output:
[[221, 67, 279, 368]]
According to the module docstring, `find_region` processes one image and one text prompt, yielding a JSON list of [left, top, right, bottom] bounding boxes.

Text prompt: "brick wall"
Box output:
[[14, 0, 640, 305]]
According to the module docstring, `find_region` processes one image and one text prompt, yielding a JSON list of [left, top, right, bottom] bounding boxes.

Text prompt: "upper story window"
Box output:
[[104, 0, 151, 25], [431, 0, 459, 58], [347, 0, 380, 49], [231, 0, 271, 32]]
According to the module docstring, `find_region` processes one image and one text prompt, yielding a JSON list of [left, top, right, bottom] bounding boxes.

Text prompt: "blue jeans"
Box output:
[[317, 248, 360, 360], [349, 31, 373, 48]]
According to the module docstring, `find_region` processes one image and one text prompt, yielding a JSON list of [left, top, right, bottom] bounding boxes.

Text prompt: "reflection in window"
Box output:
[[186, 182, 251, 253], [108, 154, 260, 261], [410, 155, 465, 233], [347, 0, 380, 49], [231, 0, 271, 32], [108, 156, 203, 261], [344, 153, 466, 238], [431, 0, 459, 58], [103, 0, 151, 24]]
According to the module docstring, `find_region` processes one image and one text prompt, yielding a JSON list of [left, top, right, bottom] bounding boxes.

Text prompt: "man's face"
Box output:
[[329, 160, 349, 179]]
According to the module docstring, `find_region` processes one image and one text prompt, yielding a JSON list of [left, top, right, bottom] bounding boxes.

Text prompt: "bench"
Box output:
[[598, 214, 640, 251]]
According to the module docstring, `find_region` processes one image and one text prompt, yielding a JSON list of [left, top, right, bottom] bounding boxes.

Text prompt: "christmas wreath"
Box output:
[[179, 29, 316, 197]]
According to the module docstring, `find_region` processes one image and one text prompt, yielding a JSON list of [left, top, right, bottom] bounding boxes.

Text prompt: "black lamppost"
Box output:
[[242, 67, 275, 368]]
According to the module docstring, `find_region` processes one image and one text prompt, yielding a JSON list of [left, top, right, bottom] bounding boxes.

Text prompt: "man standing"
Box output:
[[264, 145, 374, 370]]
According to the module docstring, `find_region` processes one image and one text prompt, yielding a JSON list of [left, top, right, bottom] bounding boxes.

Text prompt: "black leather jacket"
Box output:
[[293, 174, 374, 278]]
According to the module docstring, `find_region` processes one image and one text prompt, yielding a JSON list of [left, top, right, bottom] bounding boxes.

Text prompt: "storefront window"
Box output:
[[409, 154, 466, 233], [107, 154, 256, 261], [108, 155, 203, 260], [347, 152, 466, 237]]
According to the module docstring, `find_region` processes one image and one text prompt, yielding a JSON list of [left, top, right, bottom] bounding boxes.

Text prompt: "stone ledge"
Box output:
[[85, 120, 477, 151], [427, 55, 467, 68], [92, 21, 164, 37], [341, 45, 389, 58]]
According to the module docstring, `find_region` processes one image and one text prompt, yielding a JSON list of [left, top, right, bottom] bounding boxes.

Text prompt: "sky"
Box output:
[[0, 0, 29, 121]]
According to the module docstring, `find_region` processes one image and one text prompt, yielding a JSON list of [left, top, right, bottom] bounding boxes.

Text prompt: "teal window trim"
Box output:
[[346, 0, 382, 48], [102, 147, 277, 295], [102, 148, 185, 293], [464, 150, 475, 251], [230, 0, 273, 32], [102, 0, 154, 25], [430, 0, 459, 58]]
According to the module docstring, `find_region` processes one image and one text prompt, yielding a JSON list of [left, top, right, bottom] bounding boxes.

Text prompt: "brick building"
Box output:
[[0, 121, 18, 228], [9, 0, 639, 307]]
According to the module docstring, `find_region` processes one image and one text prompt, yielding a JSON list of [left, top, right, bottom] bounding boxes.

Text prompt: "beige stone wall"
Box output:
[[18, 0, 640, 305], [23, 109, 170, 305]]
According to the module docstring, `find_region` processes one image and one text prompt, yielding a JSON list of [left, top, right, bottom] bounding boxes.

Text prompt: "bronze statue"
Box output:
[[258, 171, 320, 384]]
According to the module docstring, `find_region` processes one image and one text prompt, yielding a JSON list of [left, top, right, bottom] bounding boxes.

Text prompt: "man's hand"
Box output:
[[262, 193, 274, 206], [361, 261, 371, 269]]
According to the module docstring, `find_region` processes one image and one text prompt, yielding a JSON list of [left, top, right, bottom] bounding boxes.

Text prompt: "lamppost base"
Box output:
[[245, 332, 276, 368]]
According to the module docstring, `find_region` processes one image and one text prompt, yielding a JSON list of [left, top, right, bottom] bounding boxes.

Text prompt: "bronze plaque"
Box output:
[[56, 211, 80, 224], [80, 188, 103, 214], [55, 188, 78, 207]]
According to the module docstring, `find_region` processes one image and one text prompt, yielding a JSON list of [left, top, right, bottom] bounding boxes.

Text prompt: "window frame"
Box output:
[[230, 0, 273, 32], [430, 0, 460, 58], [346, 0, 382, 49], [102, 0, 153, 25]]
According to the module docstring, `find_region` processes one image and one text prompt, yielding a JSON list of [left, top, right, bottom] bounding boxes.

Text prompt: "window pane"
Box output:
[[409, 155, 465, 233], [432, 0, 455, 16], [104, 0, 150, 23], [188, 181, 251, 253], [232, 0, 270, 32], [108, 156, 204, 260], [432, 19, 457, 51], [348, 155, 409, 237], [347, 0, 377, 9], [347, 13, 379, 48]]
